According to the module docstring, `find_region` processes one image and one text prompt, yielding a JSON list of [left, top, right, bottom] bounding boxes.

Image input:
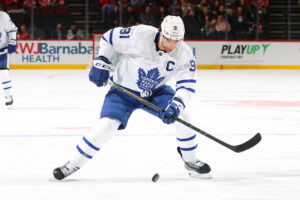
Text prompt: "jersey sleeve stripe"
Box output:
[[7, 30, 17, 33], [101, 36, 108, 43], [176, 79, 196, 84], [176, 86, 195, 93], [94, 56, 112, 64], [109, 28, 114, 46]]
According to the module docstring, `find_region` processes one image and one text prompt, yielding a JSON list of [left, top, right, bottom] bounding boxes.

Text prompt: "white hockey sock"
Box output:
[[176, 134, 198, 162], [70, 118, 121, 168], [0, 70, 12, 97], [175, 111, 198, 162]]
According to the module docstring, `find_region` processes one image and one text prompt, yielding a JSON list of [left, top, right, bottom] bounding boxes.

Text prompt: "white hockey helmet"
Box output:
[[161, 15, 185, 41]]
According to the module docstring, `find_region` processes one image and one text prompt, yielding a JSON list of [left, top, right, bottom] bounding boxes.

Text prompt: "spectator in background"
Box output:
[[51, 23, 65, 39], [17, 23, 31, 39], [23, 0, 38, 16], [55, 0, 71, 32], [99, 0, 115, 22], [144, 0, 156, 9], [56, 0, 69, 14], [205, 17, 217, 39], [38, 0, 55, 7], [108, 4, 121, 27], [252, 10, 269, 40], [168, 0, 182, 16], [199, 0, 209, 8], [159, 0, 171, 8], [195, 5, 211, 35], [181, 0, 194, 17], [201, 6, 212, 27], [218, 4, 225, 16], [258, 0, 269, 8], [67, 23, 84, 39], [155, 6, 166, 27], [232, 6, 250, 39], [130, 0, 144, 6], [124, 5, 138, 27], [4, 0, 21, 12], [215, 14, 231, 39], [23, 0, 37, 7], [140, 5, 155, 26], [211, 0, 220, 19], [5, 0, 27, 27]]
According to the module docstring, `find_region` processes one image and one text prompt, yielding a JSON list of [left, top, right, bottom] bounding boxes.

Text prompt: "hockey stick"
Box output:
[[108, 80, 262, 153]]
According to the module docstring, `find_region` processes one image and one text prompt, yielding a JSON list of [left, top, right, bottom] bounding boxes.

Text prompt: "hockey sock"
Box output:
[[176, 133, 198, 162], [175, 111, 198, 162], [0, 70, 12, 98], [70, 118, 121, 168]]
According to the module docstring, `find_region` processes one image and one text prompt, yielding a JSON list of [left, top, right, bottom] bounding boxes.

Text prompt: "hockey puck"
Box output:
[[152, 173, 160, 182]]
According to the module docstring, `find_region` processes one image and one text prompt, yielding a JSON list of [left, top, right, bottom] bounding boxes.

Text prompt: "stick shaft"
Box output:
[[109, 81, 261, 153]]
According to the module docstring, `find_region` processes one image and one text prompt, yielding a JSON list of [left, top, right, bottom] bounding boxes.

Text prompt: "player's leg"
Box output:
[[53, 117, 121, 180], [53, 87, 140, 180], [0, 53, 13, 108], [175, 111, 211, 179], [143, 85, 211, 178]]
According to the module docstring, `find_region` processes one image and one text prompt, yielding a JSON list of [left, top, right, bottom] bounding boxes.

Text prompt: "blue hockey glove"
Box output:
[[160, 97, 185, 124], [89, 56, 111, 87], [7, 44, 16, 54]]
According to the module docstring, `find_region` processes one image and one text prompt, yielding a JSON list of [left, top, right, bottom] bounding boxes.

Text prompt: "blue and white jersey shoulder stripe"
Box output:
[[176, 79, 196, 93], [0, 11, 17, 48], [173, 43, 197, 107]]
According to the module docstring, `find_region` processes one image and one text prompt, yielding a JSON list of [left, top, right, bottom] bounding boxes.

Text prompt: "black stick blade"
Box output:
[[232, 133, 262, 153]]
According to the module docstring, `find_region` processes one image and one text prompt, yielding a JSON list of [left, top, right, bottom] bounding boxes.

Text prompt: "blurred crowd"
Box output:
[[0, 0, 77, 39], [0, 0, 270, 40], [99, 0, 270, 40]]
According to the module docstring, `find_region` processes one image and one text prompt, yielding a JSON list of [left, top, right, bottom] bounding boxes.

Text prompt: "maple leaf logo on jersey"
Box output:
[[137, 68, 165, 91]]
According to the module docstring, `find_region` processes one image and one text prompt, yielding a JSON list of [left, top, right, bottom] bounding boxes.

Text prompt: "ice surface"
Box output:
[[0, 70, 299, 200]]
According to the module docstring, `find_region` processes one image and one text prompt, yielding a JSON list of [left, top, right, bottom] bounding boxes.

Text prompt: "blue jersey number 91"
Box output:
[[120, 28, 131, 39]]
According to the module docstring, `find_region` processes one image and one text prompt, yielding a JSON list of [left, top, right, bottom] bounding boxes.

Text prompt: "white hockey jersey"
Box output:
[[98, 24, 197, 105], [0, 11, 17, 50]]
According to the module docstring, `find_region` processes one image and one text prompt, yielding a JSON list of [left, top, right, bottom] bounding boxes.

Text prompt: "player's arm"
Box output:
[[174, 57, 197, 107], [3, 12, 17, 54], [89, 27, 133, 87], [160, 57, 197, 124]]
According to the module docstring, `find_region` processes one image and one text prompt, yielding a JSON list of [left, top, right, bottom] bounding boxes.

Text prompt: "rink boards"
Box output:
[[9, 40, 300, 69]]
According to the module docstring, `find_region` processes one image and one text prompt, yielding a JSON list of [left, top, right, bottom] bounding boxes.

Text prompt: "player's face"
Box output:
[[160, 36, 180, 52]]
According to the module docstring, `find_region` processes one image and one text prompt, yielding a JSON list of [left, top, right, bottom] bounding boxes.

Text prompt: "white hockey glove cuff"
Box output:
[[93, 57, 112, 71], [172, 97, 185, 113]]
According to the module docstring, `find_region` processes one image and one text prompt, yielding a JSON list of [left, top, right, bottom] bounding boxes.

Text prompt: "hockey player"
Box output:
[[0, 11, 17, 108], [53, 15, 211, 180]]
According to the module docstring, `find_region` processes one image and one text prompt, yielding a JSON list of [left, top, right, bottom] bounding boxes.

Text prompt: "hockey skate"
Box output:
[[177, 147, 212, 179], [53, 161, 79, 180], [4, 95, 13, 109]]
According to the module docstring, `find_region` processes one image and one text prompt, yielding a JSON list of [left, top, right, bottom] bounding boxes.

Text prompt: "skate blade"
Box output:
[[49, 177, 60, 182], [6, 105, 14, 110], [189, 171, 212, 179]]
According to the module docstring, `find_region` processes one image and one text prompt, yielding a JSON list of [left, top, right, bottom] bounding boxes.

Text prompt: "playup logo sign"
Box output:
[[220, 43, 270, 59]]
